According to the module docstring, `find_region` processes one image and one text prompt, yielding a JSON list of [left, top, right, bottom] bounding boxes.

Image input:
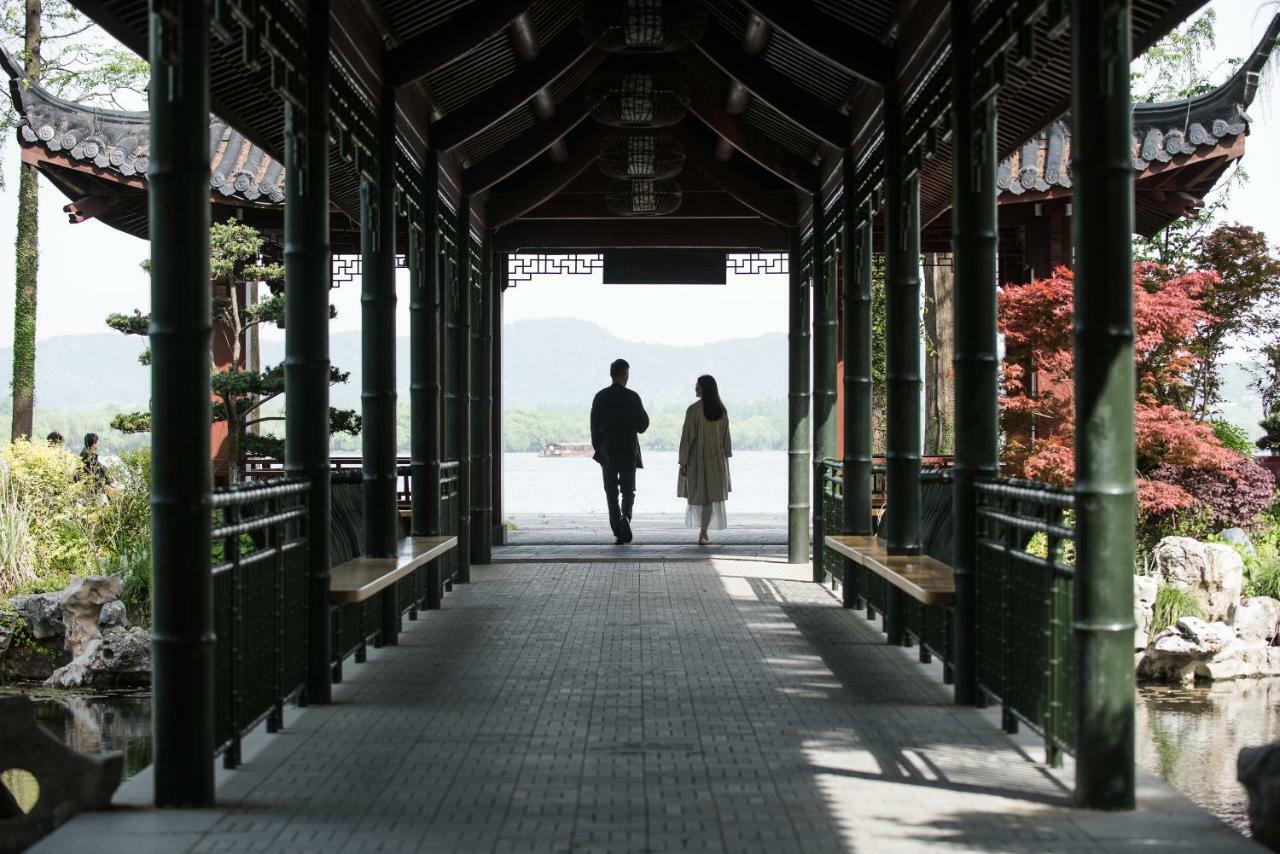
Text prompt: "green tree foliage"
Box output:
[[109, 222, 360, 480], [0, 439, 151, 608], [0, 1, 148, 441], [1184, 224, 1280, 417]]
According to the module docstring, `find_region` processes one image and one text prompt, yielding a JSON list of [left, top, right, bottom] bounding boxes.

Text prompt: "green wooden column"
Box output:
[[812, 192, 836, 584], [883, 86, 922, 646], [471, 230, 494, 565], [411, 154, 441, 541], [950, 0, 999, 706], [285, 0, 332, 705], [367, 83, 400, 643], [149, 0, 213, 806], [788, 228, 811, 564], [1072, 0, 1136, 810], [842, 154, 874, 610], [456, 195, 473, 582]]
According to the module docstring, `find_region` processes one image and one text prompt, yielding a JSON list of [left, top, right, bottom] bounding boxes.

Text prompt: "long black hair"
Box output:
[[698, 374, 725, 421]]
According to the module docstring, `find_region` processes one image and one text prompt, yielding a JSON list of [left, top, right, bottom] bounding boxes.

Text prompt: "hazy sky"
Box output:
[[0, 0, 1274, 348]]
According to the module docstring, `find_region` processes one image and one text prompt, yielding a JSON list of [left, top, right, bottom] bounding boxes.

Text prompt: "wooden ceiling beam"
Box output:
[[430, 27, 595, 152], [741, 0, 892, 86], [681, 77, 820, 192], [693, 26, 848, 149], [462, 89, 591, 195], [671, 123, 799, 226], [486, 125, 611, 227], [517, 192, 762, 220], [493, 218, 788, 251], [386, 0, 532, 86]]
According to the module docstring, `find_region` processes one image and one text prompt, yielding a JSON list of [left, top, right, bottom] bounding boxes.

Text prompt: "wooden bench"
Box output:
[[328, 474, 460, 680], [824, 534, 954, 606], [329, 535, 458, 604]]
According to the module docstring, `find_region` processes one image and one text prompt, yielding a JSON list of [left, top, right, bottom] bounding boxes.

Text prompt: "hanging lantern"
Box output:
[[606, 178, 683, 216], [581, 0, 707, 53], [599, 132, 685, 180], [588, 72, 689, 128]]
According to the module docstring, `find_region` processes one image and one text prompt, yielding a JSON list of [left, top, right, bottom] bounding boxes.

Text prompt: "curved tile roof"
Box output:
[[2, 46, 285, 207], [997, 13, 1277, 200]]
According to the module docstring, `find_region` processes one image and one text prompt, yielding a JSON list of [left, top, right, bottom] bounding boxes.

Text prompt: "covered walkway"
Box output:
[[34, 553, 1255, 854]]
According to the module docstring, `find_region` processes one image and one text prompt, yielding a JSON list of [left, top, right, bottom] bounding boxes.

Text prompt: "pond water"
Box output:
[[1, 689, 152, 810], [1136, 679, 1280, 834]]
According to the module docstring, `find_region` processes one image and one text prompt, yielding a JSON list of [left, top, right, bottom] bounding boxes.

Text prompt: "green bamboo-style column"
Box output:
[[149, 0, 213, 806], [365, 84, 400, 643], [456, 195, 473, 582], [788, 228, 811, 564], [842, 154, 874, 610], [491, 255, 505, 545], [883, 85, 922, 646], [812, 191, 836, 584], [950, 0, 999, 706], [412, 154, 442, 547], [285, 0, 332, 705], [471, 230, 494, 565], [1072, 0, 1136, 810]]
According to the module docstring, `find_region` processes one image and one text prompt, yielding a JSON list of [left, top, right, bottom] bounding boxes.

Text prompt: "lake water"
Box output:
[[502, 449, 788, 516]]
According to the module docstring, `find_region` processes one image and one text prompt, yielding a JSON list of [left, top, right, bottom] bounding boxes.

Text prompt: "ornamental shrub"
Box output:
[[0, 441, 152, 613], [1146, 455, 1277, 533]]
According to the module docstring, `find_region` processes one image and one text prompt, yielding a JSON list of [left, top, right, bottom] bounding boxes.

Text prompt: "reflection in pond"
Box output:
[[1137, 679, 1280, 835]]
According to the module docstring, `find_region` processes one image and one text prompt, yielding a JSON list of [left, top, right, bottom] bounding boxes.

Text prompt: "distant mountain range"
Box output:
[[0, 319, 789, 413]]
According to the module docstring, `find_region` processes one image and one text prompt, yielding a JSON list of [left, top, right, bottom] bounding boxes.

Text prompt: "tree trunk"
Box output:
[[10, 0, 42, 441], [923, 252, 956, 455]]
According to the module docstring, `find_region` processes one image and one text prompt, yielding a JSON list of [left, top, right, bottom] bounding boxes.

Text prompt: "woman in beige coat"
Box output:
[[678, 374, 732, 545]]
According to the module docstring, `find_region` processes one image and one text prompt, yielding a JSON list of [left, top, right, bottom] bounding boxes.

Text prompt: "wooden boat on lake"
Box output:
[[540, 442, 593, 458]]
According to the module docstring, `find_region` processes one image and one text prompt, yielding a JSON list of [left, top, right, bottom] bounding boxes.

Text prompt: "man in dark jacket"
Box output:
[[590, 358, 650, 544]]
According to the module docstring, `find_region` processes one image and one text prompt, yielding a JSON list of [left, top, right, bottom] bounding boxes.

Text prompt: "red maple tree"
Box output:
[[998, 263, 1248, 516]]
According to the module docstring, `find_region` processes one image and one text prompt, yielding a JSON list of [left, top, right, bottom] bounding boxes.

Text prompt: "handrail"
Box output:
[[210, 477, 309, 768]]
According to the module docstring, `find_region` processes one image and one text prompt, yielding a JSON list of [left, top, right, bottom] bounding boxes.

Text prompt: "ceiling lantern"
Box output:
[[599, 132, 685, 180], [588, 72, 689, 128], [606, 178, 683, 217], [581, 0, 707, 53]]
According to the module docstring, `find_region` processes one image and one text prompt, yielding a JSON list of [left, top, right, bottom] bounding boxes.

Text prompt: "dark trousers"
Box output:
[[601, 463, 636, 534]]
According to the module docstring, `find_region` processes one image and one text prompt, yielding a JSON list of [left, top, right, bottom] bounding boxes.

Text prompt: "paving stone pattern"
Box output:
[[34, 557, 1260, 853]]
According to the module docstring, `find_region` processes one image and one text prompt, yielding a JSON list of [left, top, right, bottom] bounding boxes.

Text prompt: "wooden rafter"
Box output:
[[518, 192, 762, 220], [681, 76, 820, 191], [461, 89, 591, 195], [486, 125, 610, 227], [386, 0, 532, 86], [429, 28, 595, 152], [493, 218, 787, 251], [672, 124, 799, 226], [692, 26, 848, 149], [741, 0, 892, 86]]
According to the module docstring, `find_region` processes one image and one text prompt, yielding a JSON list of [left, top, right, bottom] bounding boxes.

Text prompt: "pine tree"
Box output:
[[108, 222, 361, 482]]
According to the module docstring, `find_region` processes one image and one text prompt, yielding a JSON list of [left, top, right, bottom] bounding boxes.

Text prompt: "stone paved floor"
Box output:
[[501, 513, 789, 561], [34, 556, 1261, 853]]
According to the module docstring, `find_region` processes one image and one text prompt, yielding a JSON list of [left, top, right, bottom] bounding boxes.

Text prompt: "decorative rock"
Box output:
[[1134, 575, 1158, 649], [1151, 537, 1244, 621], [1219, 527, 1257, 557], [57, 575, 123, 658], [0, 620, 11, 657], [1238, 741, 1280, 851], [97, 600, 128, 629], [45, 626, 149, 689], [1230, 597, 1280, 645], [0, 697, 123, 852], [1176, 616, 1235, 651], [6, 592, 64, 640]]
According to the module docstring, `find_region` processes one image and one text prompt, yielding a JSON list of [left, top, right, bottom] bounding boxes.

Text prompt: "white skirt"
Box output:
[[685, 501, 728, 530]]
